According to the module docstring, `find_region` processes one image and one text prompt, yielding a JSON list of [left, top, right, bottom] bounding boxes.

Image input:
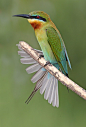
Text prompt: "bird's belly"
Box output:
[[35, 29, 57, 63], [41, 44, 56, 63], [36, 32, 56, 63]]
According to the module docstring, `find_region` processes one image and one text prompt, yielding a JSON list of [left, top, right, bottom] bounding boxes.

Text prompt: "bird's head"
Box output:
[[13, 11, 51, 30]]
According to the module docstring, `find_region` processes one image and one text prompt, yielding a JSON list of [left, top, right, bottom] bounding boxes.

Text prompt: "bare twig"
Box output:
[[19, 41, 86, 100]]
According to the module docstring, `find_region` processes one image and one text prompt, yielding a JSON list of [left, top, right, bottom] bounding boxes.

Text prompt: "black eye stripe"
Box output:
[[30, 15, 46, 22]]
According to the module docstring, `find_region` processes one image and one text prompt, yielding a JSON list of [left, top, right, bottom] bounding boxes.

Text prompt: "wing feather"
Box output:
[[46, 27, 71, 75]]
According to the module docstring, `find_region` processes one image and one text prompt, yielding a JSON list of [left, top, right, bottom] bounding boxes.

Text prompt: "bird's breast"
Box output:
[[35, 29, 57, 63]]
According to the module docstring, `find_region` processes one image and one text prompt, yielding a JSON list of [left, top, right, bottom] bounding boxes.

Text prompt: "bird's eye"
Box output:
[[36, 15, 40, 19]]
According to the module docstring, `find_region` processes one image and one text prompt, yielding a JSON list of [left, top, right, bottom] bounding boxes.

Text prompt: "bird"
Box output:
[[14, 11, 71, 108]]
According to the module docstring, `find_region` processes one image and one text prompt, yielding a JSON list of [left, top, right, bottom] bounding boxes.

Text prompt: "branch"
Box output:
[[19, 41, 86, 100]]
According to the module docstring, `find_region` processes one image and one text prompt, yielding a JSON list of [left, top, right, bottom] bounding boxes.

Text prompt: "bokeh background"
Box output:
[[0, 0, 86, 127]]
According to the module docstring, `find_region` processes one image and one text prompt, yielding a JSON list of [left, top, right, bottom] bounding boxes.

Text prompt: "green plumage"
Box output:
[[14, 11, 72, 107], [46, 27, 68, 75]]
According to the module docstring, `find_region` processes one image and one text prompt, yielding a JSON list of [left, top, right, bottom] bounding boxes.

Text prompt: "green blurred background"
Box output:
[[0, 0, 86, 127]]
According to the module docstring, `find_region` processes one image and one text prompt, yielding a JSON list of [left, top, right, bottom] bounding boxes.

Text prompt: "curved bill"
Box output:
[[13, 14, 31, 19]]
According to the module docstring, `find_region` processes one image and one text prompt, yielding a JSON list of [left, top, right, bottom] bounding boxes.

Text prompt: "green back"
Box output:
[[46, 27, 71, 75]]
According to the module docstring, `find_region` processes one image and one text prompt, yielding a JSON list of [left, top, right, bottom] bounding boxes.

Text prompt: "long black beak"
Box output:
[[13, 14, 31, 19]]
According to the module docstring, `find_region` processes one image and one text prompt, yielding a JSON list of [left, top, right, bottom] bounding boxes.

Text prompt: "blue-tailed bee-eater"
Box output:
[[14, 11, 71, 107]]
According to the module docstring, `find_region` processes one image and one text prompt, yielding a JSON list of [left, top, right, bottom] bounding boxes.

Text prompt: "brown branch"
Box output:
[[19, 41, 86, 100]]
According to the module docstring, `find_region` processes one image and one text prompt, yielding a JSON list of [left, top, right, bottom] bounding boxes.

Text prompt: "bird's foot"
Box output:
[[38, 54, 44, 60], [44, 61, 51, 67]]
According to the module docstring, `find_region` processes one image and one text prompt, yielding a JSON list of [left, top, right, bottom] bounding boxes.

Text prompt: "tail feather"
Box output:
[[25, 72, 47, 104], [40, 72, 50, 94], [43, 75, 59, 107], [25, 90, 36, 104], [44, 75, 53, 100], [26, 63, 42, 74], [18, 51, 30, 57], [20, 57, 36, 64], [16, 44, 23, 50], [17, 43, 59, 108], [52, 79, 56, 107], [56, 79, 59, 107], [48, 77, 55, 104], [34, 71, 47, 90], [31, 68, 46, 83]]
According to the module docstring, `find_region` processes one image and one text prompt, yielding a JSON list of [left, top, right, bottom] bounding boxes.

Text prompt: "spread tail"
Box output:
[[17, 44, 59, 107]]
